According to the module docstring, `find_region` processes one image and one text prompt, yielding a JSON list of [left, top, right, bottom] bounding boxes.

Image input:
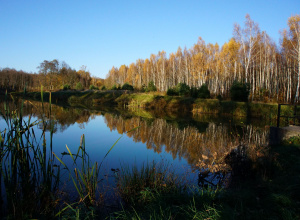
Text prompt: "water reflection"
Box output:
[[0, 99, 97, 132], [0, 99, 270, 187], [103, 113, 269, 170]]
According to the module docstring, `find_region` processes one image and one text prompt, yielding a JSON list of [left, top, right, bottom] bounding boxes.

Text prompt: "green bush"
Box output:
[[175, 83, 190, 96], [101, 85, 106, 90], [75, 82, 83, 90], [62, 84, 71, 90], [198, 84, 210, 99], [140, 87, 146, 92], [190, 87, 198, 98], [167, 83, 190, 96], [89, 85, 99, 90], [167, 88, 178, 96], [111, 85, 118, 90], [145, 81, 157, 92], [230, 81, 250, 102], [121, 82, 134, 90]]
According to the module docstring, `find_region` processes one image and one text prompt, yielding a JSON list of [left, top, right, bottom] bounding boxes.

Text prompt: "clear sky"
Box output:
[[0, 0, 299, 78]]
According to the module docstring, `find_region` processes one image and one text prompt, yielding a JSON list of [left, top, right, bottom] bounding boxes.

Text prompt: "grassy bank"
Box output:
[[192, 99, 296, 119], [117, 92, 298, 122], [13, 90, 300, 122], [13, 90, 126, 107]]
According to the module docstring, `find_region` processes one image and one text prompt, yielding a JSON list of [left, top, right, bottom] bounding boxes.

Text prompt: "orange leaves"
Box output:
[[288, 14, 300, 34]]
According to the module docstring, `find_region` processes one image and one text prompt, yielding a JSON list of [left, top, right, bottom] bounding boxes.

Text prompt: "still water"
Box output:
[[0, 100, 270, 187]]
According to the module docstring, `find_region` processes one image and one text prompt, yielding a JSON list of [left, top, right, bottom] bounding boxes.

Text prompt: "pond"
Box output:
[[0, 99, 270, 192]]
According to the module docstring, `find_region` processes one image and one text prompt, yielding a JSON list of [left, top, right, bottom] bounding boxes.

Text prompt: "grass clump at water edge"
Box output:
[[112, 160, 221, 220]]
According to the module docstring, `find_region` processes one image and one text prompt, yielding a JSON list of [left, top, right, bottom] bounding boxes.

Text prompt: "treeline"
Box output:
[[105, 14, 300, 103], [0, 60, 104, 93], [0, 68, 35, 92]]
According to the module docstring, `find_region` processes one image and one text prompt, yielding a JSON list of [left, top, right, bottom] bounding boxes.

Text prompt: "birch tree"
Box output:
[[234, 14, 260, 83], [282, 15, 300, 102]]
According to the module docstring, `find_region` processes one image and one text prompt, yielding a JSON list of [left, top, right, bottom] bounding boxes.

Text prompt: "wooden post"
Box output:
[[277, 104, 281, 127], [294, 105, 297, 125]]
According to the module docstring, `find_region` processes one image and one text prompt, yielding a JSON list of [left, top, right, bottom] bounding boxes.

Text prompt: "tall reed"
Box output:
[[0, 90, 60, 218], [115, 160, 184, 206], [54, 134, 100, 208], [54, 125, 139, 218]]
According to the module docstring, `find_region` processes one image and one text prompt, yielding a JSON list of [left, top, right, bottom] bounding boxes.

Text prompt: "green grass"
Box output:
[[116, 93, 156, 108], [116, 93, 194, 116], [113, 161, 221, 220], [115, 161, 183, 206]]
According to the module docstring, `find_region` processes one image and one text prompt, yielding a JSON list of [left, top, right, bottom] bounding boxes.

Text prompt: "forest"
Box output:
[[0, 60, 104, 93], [1, 14, 300, 103], [105, 14, 300, 103]]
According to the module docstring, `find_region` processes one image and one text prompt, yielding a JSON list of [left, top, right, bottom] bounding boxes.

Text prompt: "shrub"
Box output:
[[62, 84, 71, 90], [230, 81, 250, 102], [217, 94, 223, 101], [75, 82, 83, 90], [111, 85, 118, 90], [198, 84, 210, 99], [121, 82, 134, 91], [101, 85, 106, 90], [139, 87, 146, 92], [167, 88, 179, 96], [140, 84, 146, 92], [89, 85, 99, 90], [190, 87, 198, 98], [145, 81, 157, 92], [175, 83, 190, 96]]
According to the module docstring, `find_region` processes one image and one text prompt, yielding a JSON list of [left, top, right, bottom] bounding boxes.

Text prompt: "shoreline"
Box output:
[[11, 90, 293, 120]]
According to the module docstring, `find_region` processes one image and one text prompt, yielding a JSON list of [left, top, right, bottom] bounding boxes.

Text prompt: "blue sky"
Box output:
[[0, 0, 299, 78]]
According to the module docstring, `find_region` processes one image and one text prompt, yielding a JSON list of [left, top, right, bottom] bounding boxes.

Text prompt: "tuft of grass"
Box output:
[[115, 161, 183, 206], [113, 160, 221, 219], [182, 201, 220, 220], [112, 186, 221, 220], [54, 135, 101, 208]]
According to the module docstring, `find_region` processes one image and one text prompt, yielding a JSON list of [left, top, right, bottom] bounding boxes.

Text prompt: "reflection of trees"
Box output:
[[32, 102, 95, 132], [37, 119, 58, 133], [104, 114, 269, 169], [0, 100, 99, 133], [36, 104, 99, 132]]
